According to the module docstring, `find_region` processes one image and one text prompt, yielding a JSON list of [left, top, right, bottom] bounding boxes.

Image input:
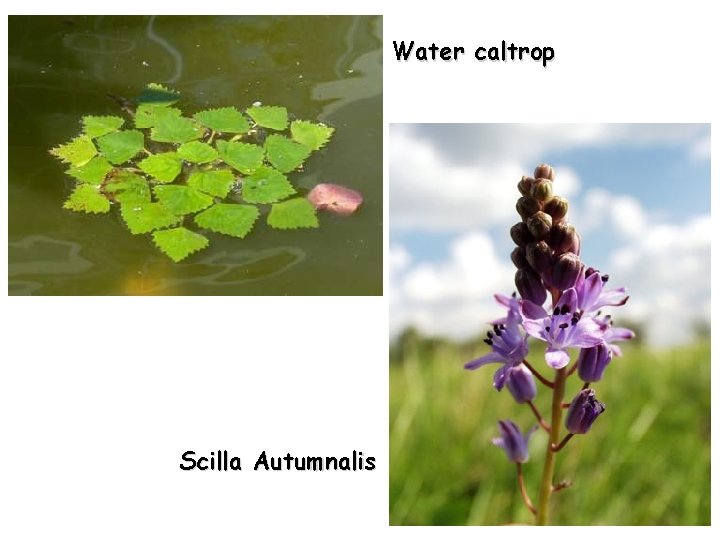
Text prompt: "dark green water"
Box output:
[[8, 15, 382, 295]]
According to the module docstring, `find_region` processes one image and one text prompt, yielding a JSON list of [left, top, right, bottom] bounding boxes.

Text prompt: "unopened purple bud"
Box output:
[[492, 420, 535, 463], [534, 163, 555, 181], [527, 211, 553, 239], [544, 196, 568, 224], [505, 365, 537, 403], [565, 388, 605, 434], [518, 176, 536, 196], [510, 222, 534, 247], [547, 223, 577, 253], [511, 246, 529, 269], [515, 268, 547, 305], [525, 241, 554, 273], [551, 252, 583, 290], [531, 179, 553, 202], [516, 196, 541, 220], [577, 343, 612, 382]]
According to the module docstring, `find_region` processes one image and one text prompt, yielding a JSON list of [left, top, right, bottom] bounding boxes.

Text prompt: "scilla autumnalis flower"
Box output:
[[464, 163, 634, 525], [465, 295, 528, 391], [493, 420, 538, 463]]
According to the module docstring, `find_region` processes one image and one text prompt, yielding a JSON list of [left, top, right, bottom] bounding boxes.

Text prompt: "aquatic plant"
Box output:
[[465, 164, 634, 525], [50, 83, 359, 262]]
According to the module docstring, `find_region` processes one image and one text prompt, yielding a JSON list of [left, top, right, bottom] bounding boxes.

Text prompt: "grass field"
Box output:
[[389, 334, 710, 525]]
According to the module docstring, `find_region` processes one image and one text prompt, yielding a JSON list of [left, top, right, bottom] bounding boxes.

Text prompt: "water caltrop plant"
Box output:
[[465, 164, 634, 525], [49, 83, 347, 262]]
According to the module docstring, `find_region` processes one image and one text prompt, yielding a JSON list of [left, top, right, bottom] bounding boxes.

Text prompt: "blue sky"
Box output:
[[390, 124, 710, 345]]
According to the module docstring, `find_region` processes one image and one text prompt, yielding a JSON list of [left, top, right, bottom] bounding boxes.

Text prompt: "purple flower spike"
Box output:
[[521, 288, 605, 369], [577, 343, 612, 382], [505, 364, 537, 403], [565, 388, 605, 434], [492, 420, 538, 463]]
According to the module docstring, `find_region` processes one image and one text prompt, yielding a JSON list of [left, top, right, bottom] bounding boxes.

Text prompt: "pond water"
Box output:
[[8, 15, 382, 295]]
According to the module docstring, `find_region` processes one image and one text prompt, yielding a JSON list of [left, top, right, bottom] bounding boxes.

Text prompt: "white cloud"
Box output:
[[402, 124, 709, 166], [577, 188, 648, 240], [390, 127, 584, 232], [606, 215, 710, 345], [389, 244, 411, 272], [390, 232, 515, 339]]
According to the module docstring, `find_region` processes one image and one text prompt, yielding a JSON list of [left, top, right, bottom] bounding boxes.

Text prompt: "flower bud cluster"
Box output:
[[511, 164, 582, 303]]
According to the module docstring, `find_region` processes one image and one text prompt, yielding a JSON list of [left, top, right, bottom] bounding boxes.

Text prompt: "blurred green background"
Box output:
[[389, 331, 710, 525]]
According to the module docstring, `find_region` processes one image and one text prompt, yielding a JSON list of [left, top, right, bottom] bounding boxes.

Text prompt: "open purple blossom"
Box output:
[[593, 314, 635, 357], [574, 269, 629, 313], [520, 288, 605, 369], [492, 293, 522, 325], [492, 420, 538, 463], [465, 297, 529, 390]]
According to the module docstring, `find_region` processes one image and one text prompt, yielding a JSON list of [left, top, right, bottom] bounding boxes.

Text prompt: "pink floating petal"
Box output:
[[307, 183, 363, 216]]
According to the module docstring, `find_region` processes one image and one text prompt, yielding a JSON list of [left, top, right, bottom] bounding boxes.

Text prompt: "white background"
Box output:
[[2, 0, 718, 537]]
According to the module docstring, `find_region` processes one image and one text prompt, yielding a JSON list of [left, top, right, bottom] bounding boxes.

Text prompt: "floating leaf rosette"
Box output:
[[49, 84, 352, 262]]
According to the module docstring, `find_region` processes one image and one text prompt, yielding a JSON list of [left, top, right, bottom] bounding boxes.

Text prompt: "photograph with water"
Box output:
[[8, 15, 382, 295]]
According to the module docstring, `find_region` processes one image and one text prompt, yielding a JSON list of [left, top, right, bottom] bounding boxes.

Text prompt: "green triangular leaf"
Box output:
[[216, 140, 264, 174], [82, 115, 125, 139], [150, 114, 203, 144], [194, 107, 250, 134], [63, 184, 110, 214], [120, 202, 181, 235], [138, 152, 182, 183], [195, 203, 259, 239], [97, 130, 145, 165], [242, 166, 295, 204], [152, 227, 209, 262], [176, 141, 218, 164], [187, 169, 236, 198], [267, 197, 318, 229], [66, 156, 113, 185], [264, 134, 312, 173], [290, 120, 334, 151], [153, 185, 214, 216], [104, 171, 151, 205], [246, 105, 288, 130], [50, 135, 97, 167], [136, 83, 180, 106], [135, 104, 182, 129]]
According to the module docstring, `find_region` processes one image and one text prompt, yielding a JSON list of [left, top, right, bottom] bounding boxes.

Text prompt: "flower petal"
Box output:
[[555, 287, 578, 312], [545, 348, 570, 369], [521, 300, 547, 320], [577, 271, 603, 312], [493, 364, 512, 390], [522, 319, 547, 341], [593, 287, 629, 310], [606, 326, 635, 342], [568, 318, 605, 348], [465, 351, 505, 370]]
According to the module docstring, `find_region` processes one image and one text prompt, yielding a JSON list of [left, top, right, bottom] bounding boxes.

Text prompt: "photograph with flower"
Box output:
[[389, 124, 710, 525]]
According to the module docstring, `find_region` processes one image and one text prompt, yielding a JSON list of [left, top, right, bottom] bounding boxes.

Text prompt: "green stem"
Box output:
[[535, 366, 567, 525]]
